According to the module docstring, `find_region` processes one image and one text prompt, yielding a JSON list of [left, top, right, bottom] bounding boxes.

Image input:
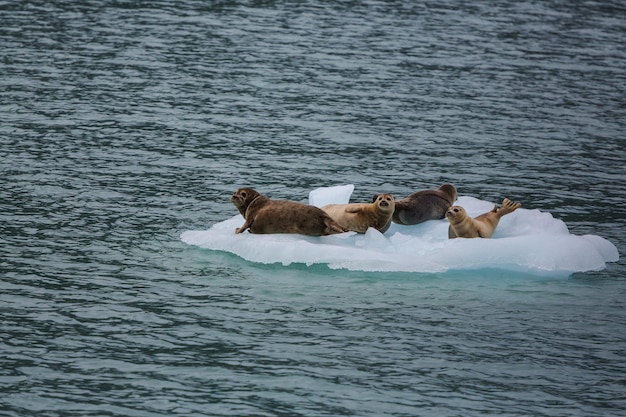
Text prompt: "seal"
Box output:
[[321, 193, 395, 234], [446, 198, 522, 239], [392, 184, 458, 225], [230, 188, 347, 236]]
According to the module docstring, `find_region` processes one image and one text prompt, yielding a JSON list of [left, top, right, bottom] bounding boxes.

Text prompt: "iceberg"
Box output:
[[181, 185, 619, 277]]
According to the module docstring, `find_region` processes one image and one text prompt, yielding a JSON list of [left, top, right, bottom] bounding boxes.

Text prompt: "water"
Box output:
[[1, 1, 625, 416]]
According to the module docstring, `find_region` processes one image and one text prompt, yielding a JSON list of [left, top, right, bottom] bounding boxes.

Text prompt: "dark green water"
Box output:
[[2, 1, 625, 416]]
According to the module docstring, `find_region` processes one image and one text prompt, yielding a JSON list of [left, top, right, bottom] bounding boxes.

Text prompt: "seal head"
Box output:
[[230, 188, 265, 217]]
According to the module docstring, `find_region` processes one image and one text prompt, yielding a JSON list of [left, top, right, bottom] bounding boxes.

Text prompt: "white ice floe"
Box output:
[[181, 185, 619, 276]]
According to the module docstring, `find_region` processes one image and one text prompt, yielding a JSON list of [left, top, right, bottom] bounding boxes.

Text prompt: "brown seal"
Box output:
[[446, 198, 522, 239], [230, 188, 347, 236], [321, 193, 395, 234], [392, 184, 458, 225]]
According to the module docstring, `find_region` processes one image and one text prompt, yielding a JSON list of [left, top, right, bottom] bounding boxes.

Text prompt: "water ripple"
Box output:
[[2, 0, 625, 416]]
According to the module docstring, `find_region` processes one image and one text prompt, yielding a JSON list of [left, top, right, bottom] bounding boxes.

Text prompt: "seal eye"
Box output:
[[453, 208, 459, 213], [241, 192, 247, 198]]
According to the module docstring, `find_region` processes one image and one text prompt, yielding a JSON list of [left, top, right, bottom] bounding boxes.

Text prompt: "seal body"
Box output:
[[393, 184, 457, 225], [230, 188, 347, 236], [321, 193, 395, 234], [446, 198, 522, 239]]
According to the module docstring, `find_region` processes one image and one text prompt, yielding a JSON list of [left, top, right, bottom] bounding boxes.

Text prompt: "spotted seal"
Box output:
[[230, 188, 347, 235], [321, 193, 395, 233], [446, 198, 522, 239], [392, 184, 457, 225]]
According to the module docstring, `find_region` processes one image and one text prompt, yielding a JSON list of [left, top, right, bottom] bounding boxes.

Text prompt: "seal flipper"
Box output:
[[496, 198, 522, 217], [345, 206, 365, 214], [323, 217, 348, 235], [235, 219, 251, 234]]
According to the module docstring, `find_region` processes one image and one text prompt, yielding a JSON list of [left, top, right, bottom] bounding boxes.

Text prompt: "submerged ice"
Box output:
[[181, 185, 619, 276]]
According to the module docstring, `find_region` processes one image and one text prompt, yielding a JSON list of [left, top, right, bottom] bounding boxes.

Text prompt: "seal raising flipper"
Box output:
[[447, 198, 521, 239]]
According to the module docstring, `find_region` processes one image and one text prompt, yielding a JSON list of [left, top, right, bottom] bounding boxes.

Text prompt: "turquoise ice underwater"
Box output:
[[181, 185, 618, 277]]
